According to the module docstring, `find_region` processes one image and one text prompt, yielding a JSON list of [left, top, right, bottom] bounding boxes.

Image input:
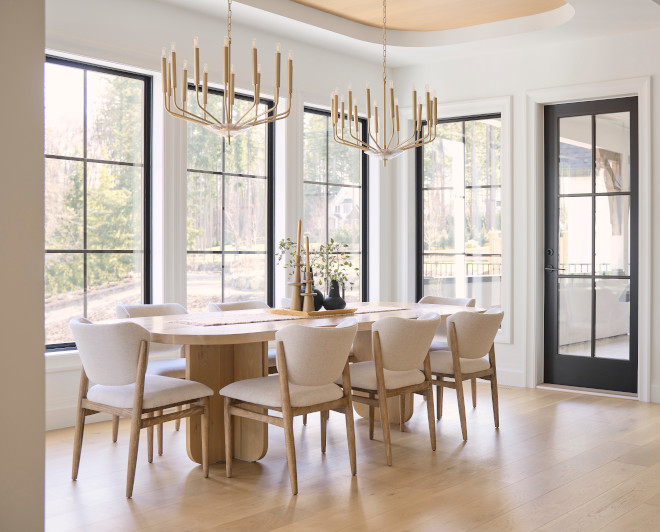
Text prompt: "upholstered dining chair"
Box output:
[[429, 308, 503, 441], [69, 318, 212, 498], [342, 313, 441, 466], [115, 303, 188, 450], [418, 295, 479, 409], [220, 318, 358, 495]]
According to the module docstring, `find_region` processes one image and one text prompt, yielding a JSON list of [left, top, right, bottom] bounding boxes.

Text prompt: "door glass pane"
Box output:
[[595, 278, 630, 360], [559, 115, 592, 195], [595, 195, 630, 275], [45, 253, 84, 345], [558, 277, 592, 357], [187, 253, 222, 313], [596, 113, 630, 193], [559, 196, 592, 274], [224, 253, 267, 303]]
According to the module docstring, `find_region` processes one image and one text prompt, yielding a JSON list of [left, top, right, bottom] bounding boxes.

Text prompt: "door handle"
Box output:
[[544, 266, 566, 272]]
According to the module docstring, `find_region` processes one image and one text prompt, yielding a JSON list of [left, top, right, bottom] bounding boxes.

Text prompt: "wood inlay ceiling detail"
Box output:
[[289, 0, 567, 31]]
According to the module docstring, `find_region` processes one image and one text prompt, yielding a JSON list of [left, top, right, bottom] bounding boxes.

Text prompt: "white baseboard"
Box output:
[[494, 367, 525, 388], [650, 381, 660, 403]]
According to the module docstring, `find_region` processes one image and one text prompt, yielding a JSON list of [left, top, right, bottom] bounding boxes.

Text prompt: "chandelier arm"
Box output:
[[240, 91, 281, 124], [233, 98, 260, 125], [346, 124, 369, 149], [164, 101, 212, 127], [333, 123, 367, 149], [170, 87, 207, 122], [385, 123, 397, 151], [333, 130, 370, 151], [245, 93, 292, 126], [366, 120, 383, 150], [194, 89, 222, 125]]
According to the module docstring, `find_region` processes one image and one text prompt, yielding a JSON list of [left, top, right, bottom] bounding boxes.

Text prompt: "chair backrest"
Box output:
[[447, 308, 504, 359], [418, 295, 476, 307], [70, 317, 150, 386], [372, 313, 441, 371], [275, 317, 358, 387], [208, 300, 270, 312], [115, 303, 188, 319]]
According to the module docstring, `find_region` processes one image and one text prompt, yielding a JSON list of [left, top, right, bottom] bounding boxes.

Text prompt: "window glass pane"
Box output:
[[187, 254, 222, 313], [45, 63, 84, 158], [87, 252, 142, 322], [421, 116, 502, 312], [45, 253, 84, 345], [328, 185, 361, 252], [224, 253, 267, 303], [87, 72, 144, 163], [559, 115, 592, 195], [186, 89, 224, 171], [87, 163, 143, 250], [303, 113, 327, 183], [45, 158, 84, 250], [187, 172, 222, 252], [224, 176, 267, 252], [225, 102, 268, 176], [596, 113, 630, 193]]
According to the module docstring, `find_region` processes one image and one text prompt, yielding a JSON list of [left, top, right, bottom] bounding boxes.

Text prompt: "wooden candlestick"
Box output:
[[290, 219, 303, 311], [302, 236, 314, 313]]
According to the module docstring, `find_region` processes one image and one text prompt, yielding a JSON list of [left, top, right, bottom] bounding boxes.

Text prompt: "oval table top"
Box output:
[[109, 301, 482, 346]]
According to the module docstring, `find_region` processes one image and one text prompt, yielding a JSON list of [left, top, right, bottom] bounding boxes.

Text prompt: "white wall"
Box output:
[[0, 0, 45, 529], [391, 28, 658, 399]]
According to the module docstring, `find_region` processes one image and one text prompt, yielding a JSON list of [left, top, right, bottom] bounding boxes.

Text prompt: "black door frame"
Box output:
[[544, 96, 638, 393]]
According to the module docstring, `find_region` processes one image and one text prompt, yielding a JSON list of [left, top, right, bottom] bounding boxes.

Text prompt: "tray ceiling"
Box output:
[[289, 0, 567, 31]]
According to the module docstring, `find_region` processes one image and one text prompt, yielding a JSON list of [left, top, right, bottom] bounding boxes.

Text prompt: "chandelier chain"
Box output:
[[227, 0, 232, 43], [382, 0, 387, 85]]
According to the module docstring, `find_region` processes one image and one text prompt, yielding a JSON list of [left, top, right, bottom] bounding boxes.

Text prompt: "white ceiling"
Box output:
[[151, 0, 660, 67]]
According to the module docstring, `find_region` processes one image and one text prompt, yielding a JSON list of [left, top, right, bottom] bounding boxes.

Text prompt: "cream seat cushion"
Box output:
[[342, 361, 425, 391], [429, 350, 491, 375], [146, 358, 186, 378], [220, 375, 343, 408], [87, 375, 213, 410]]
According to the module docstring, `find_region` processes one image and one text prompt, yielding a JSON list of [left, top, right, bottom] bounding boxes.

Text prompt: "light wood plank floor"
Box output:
[[46, 385, 660, 531]]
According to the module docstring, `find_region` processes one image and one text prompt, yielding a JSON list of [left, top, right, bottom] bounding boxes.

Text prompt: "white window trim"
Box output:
[[526, 77, 652, 400]]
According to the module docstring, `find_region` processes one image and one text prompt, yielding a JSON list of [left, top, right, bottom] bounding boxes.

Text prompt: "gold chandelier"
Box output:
[[331, 0, 437, 164], [160, 0, 293, 140]]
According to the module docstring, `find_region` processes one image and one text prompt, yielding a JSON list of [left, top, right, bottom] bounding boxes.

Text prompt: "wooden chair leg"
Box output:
[[302, 414, 307, 426], [378, 393, 393, 466], [399, 395, 405, 432], [425, 387, 436, 451], [126, 411, 141, 498], [175, 405, 182, 431], [368, 393, 375, 440], [112, 415, 119, 443], [201, 397, 209, 478], [321, 411, 328, 454], [471, 378, 477, 408], [490, 374, 500, 429], [344, 401, 357, 476], [156, 410, 163, 456], [436, 378, 443, 420], [147, 413, 154, 463], [283, 411, 298, 495], [71, 406, 86, 480], [224, 397, 233, 478], [455, 378, 468, 441]]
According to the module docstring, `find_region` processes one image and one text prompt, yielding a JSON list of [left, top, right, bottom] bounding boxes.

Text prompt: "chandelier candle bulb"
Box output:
[[161, 54, 167, 94], [252, 45, 257, 85], [348, 90, 353, 121], [389, 86, 394, 117], [366, 87, 371, 118], [412, 89, 417, 123], [275, 46, 281, 89], [182, 62, 188, 104], [395, 104, 400, 132], [340, 101, 345, 130], [170, 50, 177, 89], [193, 45, 200, 86], [202, 65, 208, 106], [287, 53, 293, 90], [417, 104, 423, 132], [374, 103, 379, 134], [167, 64, 172, 98]]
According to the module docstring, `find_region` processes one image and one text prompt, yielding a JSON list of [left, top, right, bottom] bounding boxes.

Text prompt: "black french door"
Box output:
[[544, 97, 638, 393]]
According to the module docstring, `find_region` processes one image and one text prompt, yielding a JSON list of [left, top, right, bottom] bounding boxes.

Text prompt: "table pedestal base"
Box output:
[[186, 342, 268, 464]]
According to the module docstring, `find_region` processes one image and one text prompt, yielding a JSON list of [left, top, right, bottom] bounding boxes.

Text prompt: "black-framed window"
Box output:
[[302, 107, 368, 302], [186, 85, 274, 311], [44, 57, 152, 349], [416, 115, 502, 307]]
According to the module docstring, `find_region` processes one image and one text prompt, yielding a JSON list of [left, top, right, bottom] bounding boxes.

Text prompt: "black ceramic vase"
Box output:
[[323, 279, 346, 310]]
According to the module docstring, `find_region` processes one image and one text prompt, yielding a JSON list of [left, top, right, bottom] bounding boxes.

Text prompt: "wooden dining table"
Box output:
[[122, 301, 479, 464]]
